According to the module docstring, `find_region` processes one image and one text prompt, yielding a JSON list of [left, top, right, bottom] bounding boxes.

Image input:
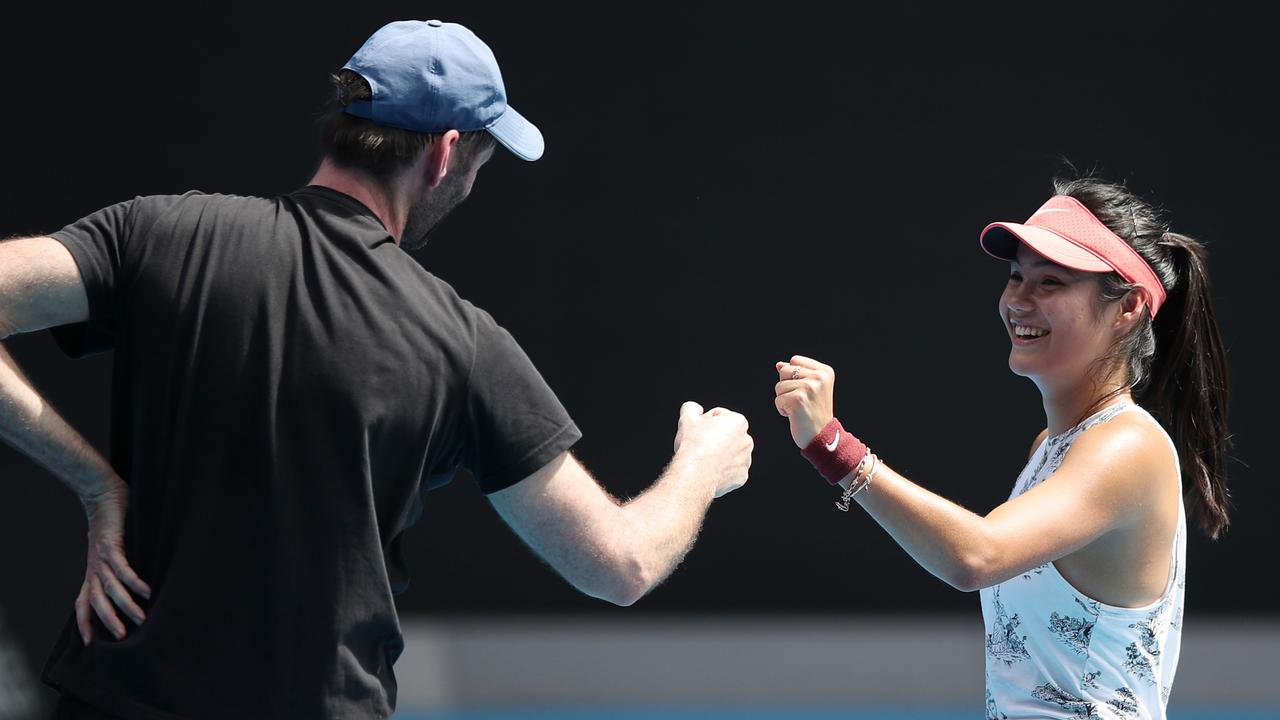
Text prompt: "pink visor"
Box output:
[[979, 195, 1167, 317]]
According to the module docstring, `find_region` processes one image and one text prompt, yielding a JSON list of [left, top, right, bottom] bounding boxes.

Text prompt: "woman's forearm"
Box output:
[[847, 462, 994, 591]]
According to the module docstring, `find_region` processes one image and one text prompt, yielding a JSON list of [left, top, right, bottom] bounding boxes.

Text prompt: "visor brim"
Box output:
[[980, 223, 1114, 273]]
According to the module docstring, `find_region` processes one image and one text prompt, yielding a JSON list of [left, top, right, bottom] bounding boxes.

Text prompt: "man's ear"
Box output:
[[424, 129, 462, 189]]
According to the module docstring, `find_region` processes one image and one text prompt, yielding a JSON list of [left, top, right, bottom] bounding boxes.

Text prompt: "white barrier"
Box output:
[[394, 615, 1280, 711]]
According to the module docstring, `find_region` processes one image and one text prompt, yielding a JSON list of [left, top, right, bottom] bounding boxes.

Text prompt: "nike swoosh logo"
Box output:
[[825, 430, 840, 452], [1029, 208, 1069, 219]]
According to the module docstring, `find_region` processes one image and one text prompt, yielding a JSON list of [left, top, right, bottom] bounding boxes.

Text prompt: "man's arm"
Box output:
[[0, 236, 151, 644], [488, 402, 752, 606], [1, 237, 108, 494]]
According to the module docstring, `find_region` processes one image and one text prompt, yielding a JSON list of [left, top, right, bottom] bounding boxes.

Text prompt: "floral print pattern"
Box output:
[[982, 404, 1185, 719]]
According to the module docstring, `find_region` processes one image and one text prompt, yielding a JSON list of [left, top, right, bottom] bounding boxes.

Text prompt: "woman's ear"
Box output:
[[1116, 287, 1151, 331]]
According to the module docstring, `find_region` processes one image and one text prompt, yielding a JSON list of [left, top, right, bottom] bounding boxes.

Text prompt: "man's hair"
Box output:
[[319, 70, 496, 182]]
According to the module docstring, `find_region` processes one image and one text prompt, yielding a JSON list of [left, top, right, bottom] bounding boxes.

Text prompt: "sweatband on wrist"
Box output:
[[801, 418, 867, 486]]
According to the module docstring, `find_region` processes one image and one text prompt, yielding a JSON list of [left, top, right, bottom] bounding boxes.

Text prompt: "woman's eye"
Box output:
[[1041, 277, 1061, 286], [1008, 272, 1023, 282]]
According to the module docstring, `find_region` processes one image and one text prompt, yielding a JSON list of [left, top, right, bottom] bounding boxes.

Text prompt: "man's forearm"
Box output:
[[488, 405, 750, 607], [614, 449, 718, 597], [0, 342, 117, 500]]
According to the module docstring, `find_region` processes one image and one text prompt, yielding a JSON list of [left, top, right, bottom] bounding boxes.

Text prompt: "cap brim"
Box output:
[[979, 223, 1113, 272], [487, 105, 544, 161]]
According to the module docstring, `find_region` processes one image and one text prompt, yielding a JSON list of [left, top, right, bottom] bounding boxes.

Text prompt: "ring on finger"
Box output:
[[791, 368, 801, 380]]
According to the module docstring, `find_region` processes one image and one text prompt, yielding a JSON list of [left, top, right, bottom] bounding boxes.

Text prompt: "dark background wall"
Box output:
[[2, 0, 1275, 676]]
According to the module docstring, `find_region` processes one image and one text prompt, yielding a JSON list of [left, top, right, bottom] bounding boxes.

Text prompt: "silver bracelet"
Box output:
[[863, 453, 880, 490], [836, 453, 878, 512]]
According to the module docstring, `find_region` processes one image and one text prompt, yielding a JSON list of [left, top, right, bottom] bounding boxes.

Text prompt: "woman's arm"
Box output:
[[774, 355, 1168, 591]]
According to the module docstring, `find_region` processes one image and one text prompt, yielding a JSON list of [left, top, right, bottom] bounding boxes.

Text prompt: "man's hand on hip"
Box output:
[[77, 477, 151, 645]]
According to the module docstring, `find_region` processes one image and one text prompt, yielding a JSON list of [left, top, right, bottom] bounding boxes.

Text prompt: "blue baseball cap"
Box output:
[[341, 20, 544, 161]]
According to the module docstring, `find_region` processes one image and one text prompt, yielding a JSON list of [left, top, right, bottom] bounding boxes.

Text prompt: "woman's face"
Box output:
[[998, 243, 1120, 386]]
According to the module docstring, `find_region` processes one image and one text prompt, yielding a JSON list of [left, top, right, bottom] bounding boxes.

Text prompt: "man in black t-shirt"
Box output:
[[0, 20, 754, 720]]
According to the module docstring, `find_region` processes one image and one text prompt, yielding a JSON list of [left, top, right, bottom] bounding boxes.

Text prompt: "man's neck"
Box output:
[[308, 158, 408, 243]]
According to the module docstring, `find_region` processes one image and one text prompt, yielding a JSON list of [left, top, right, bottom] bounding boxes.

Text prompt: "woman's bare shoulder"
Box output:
[[1063, 410, 1177, 497]]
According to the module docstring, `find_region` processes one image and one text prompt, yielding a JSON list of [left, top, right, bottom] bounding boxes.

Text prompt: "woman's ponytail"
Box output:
[[1056, 176, 1232, 539], [1146, 232, 1231, 538]]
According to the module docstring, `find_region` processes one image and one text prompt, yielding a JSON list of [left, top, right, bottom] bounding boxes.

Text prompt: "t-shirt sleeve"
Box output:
[[459, 309, 581, 494], [47, 199, 139, 357]]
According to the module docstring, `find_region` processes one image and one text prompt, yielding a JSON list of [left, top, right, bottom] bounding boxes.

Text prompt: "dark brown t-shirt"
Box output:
[[41, 187, 580, 719]]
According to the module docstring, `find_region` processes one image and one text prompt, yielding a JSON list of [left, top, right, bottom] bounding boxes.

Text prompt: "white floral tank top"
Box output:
[[980, 403, 1186, 720]]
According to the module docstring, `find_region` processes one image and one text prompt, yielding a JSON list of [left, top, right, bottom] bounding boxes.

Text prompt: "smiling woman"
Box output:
[[1001, 249, 1113, 379], [987, 177, 1230, 539], [771, 173, 1230, 720]]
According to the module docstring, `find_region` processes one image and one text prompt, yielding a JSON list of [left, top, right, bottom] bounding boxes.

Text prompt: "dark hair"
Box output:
[[318, 70, 495, 182], [1055, 174, 1231, 539]]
